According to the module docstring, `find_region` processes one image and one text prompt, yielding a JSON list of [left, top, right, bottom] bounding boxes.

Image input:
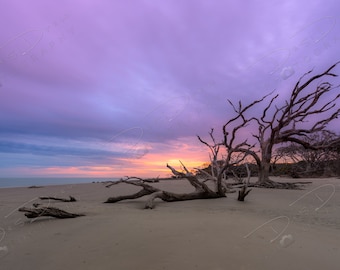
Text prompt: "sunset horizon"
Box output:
[[1, 1, 340, 181]]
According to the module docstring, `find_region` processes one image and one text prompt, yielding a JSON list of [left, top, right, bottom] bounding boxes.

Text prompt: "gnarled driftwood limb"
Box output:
[[19, 207, 84, 219], [105, 177, 160, 203], [144, 190, 223, 209], [104, 165, 226, 209]]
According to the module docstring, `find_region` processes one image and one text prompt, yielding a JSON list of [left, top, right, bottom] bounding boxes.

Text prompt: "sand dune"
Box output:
[[0, 177, 339, 270]]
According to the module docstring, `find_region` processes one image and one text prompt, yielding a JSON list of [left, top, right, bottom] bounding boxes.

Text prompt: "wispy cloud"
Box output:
[[1, 0, 340, 177]]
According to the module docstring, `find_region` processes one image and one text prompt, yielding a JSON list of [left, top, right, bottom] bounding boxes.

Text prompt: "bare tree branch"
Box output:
[[222, 62, 340, 185]]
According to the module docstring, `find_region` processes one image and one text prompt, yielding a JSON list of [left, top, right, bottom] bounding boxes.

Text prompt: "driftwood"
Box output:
[[105, 178, 160, 203], [237, 164, 252, 201], [19, 207, 84, 219], [104, 122, 258, 208], [39, 196, 77, 202], [105, 164, 226, 209], [248, 179, 310, 189], [237, 185, 252, 201], [104, 177, 160, 188]]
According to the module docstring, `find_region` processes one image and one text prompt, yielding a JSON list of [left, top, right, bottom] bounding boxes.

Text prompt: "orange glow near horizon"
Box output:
[[8, 140, 211, 178]]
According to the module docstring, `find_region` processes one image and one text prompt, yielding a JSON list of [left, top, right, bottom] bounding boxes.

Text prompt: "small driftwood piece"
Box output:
[[19, 207, 84, 219], [237, 164, 252, 201], [39, 196, 77, 202], [237, 185, 252, 201], [28, 185, 44, 189]]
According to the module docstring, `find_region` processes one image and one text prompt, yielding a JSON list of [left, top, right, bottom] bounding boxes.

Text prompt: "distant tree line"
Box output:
[[197, 130, 340, 179], [274, 130, 340, 178]]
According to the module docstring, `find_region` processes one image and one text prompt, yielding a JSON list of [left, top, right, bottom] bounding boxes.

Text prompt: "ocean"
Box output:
[[0, 178, 119, 188]]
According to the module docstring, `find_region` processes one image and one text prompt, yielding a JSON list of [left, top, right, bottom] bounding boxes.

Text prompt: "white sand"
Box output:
[[0, 177, 339, 270]]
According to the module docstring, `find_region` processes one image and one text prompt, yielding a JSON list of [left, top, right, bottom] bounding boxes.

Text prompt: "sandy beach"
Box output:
[[0, 177, 339, 270]]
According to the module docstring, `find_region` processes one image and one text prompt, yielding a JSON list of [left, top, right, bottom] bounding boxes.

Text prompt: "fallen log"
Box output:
[[144, 190, 224, 209], [19, 207, 84, 219], [39, 196, 77, 202], [105, 165, 226, 209]]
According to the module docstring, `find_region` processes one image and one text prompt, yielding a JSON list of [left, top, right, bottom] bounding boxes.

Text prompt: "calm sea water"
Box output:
[[0, 178, 118, 188]]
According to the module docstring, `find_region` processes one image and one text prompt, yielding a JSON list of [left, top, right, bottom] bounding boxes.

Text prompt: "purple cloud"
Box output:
[[1, 0, 340, 178]]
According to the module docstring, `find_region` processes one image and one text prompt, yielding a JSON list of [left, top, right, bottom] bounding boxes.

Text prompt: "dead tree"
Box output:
[[104, 63, 340, 208], [105, 128, 254, 208], [224, 62, 340, 187], [196, 128, 254, 195], [105, 169, 224, 209]]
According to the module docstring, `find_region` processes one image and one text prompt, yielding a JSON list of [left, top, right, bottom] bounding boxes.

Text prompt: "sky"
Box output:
[[1, 0, 340, 179]]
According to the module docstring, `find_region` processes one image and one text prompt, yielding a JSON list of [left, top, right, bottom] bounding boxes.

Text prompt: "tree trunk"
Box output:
[[258, 143, 272, 183], [237, 163, 252, 201], [258, 160, 271, 183], [216, 173, 226, 196]]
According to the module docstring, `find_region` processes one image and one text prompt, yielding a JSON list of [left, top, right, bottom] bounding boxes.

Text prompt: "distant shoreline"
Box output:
[[0, 177, 120, 188]]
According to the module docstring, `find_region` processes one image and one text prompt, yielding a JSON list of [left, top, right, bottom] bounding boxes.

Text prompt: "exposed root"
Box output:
[[237, 185, 252, 201]]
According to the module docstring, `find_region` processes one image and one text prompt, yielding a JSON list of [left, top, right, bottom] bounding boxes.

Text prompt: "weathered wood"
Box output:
[[166, 163, 213, 193], [39, 196, 77, 202], [105, 188, 159, 203], [104, 177, 159, 188], [104, 168, 226, 209], [237, 185, 252, 201], [248, 179, 311, 189], [18, 207, 84, 219], [104, 177, 161, 203], [144, 190, 224, 209], [237, 163, 252, 201], [104, 116, 257, 208]]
